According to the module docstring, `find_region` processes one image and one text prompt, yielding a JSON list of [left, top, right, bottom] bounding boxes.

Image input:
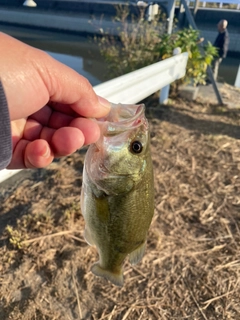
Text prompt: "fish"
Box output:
[[80, 103, 154, 286]]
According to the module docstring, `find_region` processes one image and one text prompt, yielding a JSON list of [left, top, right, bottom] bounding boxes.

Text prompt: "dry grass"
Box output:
[[0, 84, 240, 319]]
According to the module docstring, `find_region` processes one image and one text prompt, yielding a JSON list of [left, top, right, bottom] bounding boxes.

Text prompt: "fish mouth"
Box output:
[[96, 103, 147, 135]]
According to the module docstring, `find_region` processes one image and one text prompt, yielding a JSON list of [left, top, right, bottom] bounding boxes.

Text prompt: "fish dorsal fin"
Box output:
[[129, 242, 146, 265]]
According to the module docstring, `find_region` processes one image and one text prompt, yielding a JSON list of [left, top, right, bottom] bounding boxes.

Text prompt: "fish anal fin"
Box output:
[[129, 242, 146, 265], [84, 228, 95, 246], [91, 263, 124, 287]]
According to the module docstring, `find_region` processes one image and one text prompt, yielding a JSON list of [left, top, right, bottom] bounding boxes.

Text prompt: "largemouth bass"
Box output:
[[81, 103, 154, 286]]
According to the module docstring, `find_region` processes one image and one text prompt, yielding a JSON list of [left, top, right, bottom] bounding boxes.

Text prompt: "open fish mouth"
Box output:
[[96, 103, 147, 135]]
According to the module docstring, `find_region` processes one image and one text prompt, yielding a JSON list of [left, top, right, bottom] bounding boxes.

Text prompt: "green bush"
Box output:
[[96, 5, 218, 87], [96, 4, 166, 78], [157, 28, 218, 86]]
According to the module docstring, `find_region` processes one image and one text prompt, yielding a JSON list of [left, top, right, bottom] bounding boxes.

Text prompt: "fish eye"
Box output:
[[131, 141, 143, 154]]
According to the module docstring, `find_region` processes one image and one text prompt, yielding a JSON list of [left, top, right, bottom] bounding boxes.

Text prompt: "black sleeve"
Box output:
[[223, 31, 229, 58], [0, 81, 12, 170]]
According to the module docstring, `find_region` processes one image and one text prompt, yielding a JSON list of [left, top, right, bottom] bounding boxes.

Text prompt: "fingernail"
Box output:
[[98, 96, 111, 111], [42, 145, 51, 158]]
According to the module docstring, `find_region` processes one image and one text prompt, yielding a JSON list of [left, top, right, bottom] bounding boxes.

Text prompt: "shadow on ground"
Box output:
[[156, 104, 240, 140]]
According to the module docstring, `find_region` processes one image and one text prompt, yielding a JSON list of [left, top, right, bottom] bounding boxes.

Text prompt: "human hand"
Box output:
[[196, 37, 204, 44], [0, 32, 110, 169]]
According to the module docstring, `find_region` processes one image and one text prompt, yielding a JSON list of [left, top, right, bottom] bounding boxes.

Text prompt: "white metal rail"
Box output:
[[186, 0, 240, 9], [0, 52, 188, 184], [94, 53, 188, 103]]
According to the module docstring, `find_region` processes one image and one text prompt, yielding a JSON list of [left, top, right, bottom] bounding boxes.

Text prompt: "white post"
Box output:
[[160, 0, 177, 104], [160, 0, 176, 105], [234, 64, 240, 88], [159, 83, 170, 104], [148, 3, 153, 22], [167, 0, 176, 35], [159, 47, 182, 104], [23, 0, 37, 7]]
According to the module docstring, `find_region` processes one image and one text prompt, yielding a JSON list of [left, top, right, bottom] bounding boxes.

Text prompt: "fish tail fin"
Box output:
[[91, 263, 124, 287]]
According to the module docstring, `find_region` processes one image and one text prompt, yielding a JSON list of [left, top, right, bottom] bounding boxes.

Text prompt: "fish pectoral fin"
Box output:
[[129, 242, 146, 265], [84, 228, 95, 246], [91, 263, 124, 287]]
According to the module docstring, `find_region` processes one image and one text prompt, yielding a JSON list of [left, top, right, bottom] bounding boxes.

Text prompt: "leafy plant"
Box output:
[[157, 27, 218, 86], [95, 4, 218, 88], [6, 225, 26, 249], [96, 4, 167, 78]]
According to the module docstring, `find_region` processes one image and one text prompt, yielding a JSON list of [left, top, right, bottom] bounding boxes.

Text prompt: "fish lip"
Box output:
[[96, 103, 146, 133], [113, 104, 145, 127]]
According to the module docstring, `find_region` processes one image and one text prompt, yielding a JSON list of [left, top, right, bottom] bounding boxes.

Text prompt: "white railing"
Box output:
[[235, 64, 240, 88], [0, 169, 22, 184], [0, 52, 188, 184], [186, 0, 240, 9], [94, 53, 188, 103]]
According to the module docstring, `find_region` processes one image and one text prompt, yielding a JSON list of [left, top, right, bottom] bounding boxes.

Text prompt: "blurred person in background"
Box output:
[[213, 19, 229, 80]]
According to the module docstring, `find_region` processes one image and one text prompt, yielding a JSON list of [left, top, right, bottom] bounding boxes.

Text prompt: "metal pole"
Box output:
[[193, 0, 200, 16], [181, 0, 198, 29], [160, 48, 182, 105], [159, 84, 170, 104], [159, 0, 176, 104], [206, 66, 224, 105], [167, 0, 176, 35], [178, 1, 186, 29], [180, 0, 224, 105]]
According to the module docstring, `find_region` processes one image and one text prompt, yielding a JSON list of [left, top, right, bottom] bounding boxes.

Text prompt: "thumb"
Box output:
[[36, 51, 111, 118], [35, 53, 110, 118], [0, 32, 110, 120]]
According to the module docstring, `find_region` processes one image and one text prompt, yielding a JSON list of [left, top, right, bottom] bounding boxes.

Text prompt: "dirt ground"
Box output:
[[0, 83, 240, 320]]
